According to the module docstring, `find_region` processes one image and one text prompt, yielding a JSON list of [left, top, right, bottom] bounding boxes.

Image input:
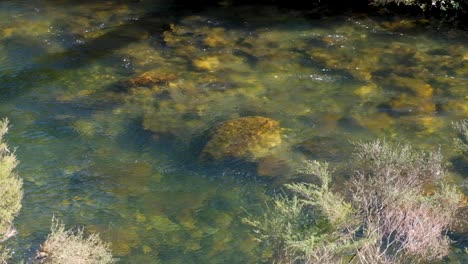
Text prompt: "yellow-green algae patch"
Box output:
[[201, 116, 282, 161]]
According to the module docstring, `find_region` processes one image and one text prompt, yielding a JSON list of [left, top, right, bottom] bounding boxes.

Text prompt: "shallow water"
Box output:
[[0, 0, 467, 263]]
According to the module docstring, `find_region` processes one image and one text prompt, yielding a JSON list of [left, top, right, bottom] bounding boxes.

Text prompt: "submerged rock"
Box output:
[[257, 155, 289, 177], [381, 19, 429, 31], [308, 47, 380, 81], [124, 70, 177, 88], [400, 116, 446, 135], [296, 136, 351, 161], [388, 94, 436, 115], [382, 75, 434, 98], [443, 99, 468, 116], [353, 82, 380, 98], [203, 27, 229, 48], [201, 116, 282, 161], [354, 112, 394, 131], [193, 56, 221, 71]]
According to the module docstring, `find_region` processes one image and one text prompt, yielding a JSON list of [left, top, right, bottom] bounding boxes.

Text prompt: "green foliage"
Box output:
[[0, 118, 23, 240], [349, 141, 460, 263], [36, 217, 115, 264], [0, 245, 10, 264], [453, 120, 468, 155], [243, 194, 316, 262], [244, 161, 360, 263], [0, 118, 23, 263], [370, 0, 463, 11], [293, 161, 353, 227], [352, 140, 444, 196], [246, 141, 463, 264]]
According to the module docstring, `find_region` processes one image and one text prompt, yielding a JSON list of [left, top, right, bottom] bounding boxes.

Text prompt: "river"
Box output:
[[0, 0, 467, 263]]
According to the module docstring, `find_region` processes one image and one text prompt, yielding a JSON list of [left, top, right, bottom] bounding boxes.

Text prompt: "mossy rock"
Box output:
[[201, 116, 282, 161], [123, 70, 177, 88]]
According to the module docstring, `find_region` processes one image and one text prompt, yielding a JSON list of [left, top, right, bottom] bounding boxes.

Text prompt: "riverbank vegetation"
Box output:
[[0, 119, 113, 264], [227, 0, 466, 10], [0, 118, 22, 263], [370, 0, 465, 11], [225, 0, 467, 21], [35, 217, 114, 264], [245, 138, 467, 263]]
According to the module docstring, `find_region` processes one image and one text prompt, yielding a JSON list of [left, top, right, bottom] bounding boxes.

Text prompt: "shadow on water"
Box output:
[[0, 20, 154, 101], [0, 0, 405, 103], [2, 0, 468, 102], [0, 0, 226, 102], [0, 0, 383, 103]]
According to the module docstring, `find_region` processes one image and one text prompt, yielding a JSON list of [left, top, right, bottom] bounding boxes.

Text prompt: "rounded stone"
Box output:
[[201, 116, 282, 161]]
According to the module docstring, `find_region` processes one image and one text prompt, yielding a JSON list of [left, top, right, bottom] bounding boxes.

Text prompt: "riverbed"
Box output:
[[0, 0, 467, 262]]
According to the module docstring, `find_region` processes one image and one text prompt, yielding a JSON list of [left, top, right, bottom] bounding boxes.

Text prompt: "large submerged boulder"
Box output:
[[201, 116, 282, 161]]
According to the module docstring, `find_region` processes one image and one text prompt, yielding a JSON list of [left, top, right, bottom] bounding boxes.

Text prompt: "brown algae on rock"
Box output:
[[201, 116, 282, 161], [124, 70, 177, 88]]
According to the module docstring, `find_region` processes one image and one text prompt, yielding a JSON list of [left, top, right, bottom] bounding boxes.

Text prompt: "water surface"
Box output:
[[0, 0, 467, 263]]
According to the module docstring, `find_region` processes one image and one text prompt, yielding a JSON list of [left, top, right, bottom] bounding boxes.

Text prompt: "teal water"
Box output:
[[0, 0, 467, 263]]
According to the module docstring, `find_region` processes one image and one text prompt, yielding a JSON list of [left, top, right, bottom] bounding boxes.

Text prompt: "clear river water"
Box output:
[[0, 0, 467, 263]]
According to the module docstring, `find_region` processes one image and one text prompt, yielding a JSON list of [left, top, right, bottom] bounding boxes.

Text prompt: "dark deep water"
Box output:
[[0, 0, 467, 262]]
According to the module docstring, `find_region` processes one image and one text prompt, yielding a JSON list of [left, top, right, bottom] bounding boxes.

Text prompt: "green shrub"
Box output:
[[0, 118, 23, 240], [244, 161, 360, 263], [0, 118, 23, 263], [351, 141, 461, 263], [35, 217, 115, 264], [0, 245, 10, 264], [246, 140, 463, 263]]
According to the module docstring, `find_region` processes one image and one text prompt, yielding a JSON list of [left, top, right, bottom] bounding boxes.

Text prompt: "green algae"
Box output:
[[201, 116, 282, 161]]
